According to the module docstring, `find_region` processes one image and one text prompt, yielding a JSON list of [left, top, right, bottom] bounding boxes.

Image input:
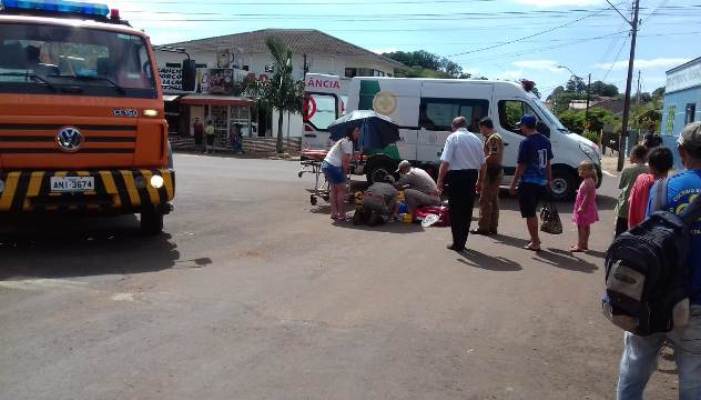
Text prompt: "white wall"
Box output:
[[156, 49, 396, 83], [272, 109, 304, 139]]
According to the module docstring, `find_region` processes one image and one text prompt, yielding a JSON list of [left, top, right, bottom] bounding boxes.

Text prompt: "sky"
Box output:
[[109, 0, 701, 97]]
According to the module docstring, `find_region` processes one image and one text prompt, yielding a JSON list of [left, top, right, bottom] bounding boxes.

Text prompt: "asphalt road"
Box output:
[[0, 155, 678, 400]]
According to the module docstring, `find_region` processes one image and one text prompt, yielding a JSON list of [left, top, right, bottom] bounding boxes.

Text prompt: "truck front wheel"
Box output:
[[140, 208, 164, 236]]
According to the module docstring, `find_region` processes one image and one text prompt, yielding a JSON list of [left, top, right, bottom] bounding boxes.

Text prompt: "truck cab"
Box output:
[[0, 0, 174, 234]]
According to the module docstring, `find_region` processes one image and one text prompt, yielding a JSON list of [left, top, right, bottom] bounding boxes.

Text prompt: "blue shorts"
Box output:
[[322, 161, 346, 185]]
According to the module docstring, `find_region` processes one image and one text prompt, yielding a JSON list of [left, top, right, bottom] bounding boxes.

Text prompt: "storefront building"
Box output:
[[155, 29, 402, 145], [661, 57, 701, 167], [157, 58, 254, 146]]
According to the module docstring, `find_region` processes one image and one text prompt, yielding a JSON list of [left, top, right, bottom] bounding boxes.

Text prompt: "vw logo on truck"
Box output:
[[56, 127, 83, 152]]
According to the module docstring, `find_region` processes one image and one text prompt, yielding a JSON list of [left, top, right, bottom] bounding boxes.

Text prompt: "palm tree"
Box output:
[[264, 37, 303, 153], [243, 75, 269, 139]]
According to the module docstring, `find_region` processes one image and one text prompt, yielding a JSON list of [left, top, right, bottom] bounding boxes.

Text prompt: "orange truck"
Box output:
[[0, 0, 174, 234]]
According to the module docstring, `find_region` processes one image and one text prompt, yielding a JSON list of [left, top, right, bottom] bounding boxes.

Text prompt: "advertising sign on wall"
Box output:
[[159, 67, 182, 91], [196, 68, 235, 95], [667, 61, 701, 94]]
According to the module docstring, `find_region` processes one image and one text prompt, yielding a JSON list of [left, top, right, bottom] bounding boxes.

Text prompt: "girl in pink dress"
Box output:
[[570, 161, 599, 252]]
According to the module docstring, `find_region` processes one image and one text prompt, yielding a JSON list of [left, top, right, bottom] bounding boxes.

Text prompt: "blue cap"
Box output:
[[518, 114, 537, 129]]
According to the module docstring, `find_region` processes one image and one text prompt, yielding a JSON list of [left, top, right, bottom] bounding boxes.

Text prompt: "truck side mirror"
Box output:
[[181, 60, 196, 92]]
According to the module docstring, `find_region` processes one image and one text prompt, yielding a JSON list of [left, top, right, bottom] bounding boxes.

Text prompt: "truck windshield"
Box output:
[[0, 23, 156, 98]]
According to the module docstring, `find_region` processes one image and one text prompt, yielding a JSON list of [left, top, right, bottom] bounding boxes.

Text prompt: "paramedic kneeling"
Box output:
[[616, 122, 701, 400], [396, 160, 441, 215], [437, 116, 485, 252]]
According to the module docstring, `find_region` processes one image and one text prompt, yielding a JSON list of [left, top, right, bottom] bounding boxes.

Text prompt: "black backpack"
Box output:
[[602, 180, 701, 336]]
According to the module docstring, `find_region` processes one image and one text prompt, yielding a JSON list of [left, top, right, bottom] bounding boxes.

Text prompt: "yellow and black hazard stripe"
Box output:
[[0, 169, 175, 213]]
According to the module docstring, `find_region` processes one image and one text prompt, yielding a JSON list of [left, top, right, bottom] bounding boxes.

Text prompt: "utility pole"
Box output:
[[586, 73, 591, 125], [616, 0, 641, 171], [303, 53, 308, 79]]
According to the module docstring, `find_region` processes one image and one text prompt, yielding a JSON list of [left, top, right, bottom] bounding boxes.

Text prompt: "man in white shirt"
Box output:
[[437, 116, 486, 252]]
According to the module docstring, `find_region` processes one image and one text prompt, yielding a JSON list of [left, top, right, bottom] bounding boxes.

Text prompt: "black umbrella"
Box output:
[[328, 110, 400, 149]]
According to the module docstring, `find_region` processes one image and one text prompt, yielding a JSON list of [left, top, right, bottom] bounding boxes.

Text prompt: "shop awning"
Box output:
[[179, 94, 254, 107]]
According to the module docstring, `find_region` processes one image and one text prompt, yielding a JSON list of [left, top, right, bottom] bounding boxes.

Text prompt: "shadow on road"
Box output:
[[489, 234, 598, 273], [332, 221, 425, 234], [584, 249, 608, 259], [492, 233, 530, 248], [0, 215, 180, 280], [537, 248, 599, 273], [596, 194, 618, 211], [457, 249, 522, 272], [495, 191, 616, 211]]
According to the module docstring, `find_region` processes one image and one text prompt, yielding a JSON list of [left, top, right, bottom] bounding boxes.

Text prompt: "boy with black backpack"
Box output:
[[614, 122, 701, 400]]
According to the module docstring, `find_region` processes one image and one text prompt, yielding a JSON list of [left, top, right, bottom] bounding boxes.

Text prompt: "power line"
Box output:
[[127, 0, 499, 4], [450, 31, 628, 62], [602, 35, 629, 82], [337, 30, 700, 47], [442, 2, 627, 58], [598, 21, 627, 64], [123, 8, 701, 20], [643, 0, 672, 21]]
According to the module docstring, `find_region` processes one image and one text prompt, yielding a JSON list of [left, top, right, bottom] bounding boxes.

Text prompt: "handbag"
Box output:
[[540, 201, 563, 235]]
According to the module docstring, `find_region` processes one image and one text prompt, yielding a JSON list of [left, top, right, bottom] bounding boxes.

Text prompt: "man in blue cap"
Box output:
[[509, 114, 553, 252]]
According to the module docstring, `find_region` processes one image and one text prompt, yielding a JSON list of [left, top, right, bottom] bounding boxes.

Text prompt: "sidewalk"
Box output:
[[600, 154, 629, 177]]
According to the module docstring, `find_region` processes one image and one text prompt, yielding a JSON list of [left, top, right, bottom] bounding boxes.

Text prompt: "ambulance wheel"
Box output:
[[551, 167, 577, 201], [140, 208, 164, 236], [366, 156, 398, 184]]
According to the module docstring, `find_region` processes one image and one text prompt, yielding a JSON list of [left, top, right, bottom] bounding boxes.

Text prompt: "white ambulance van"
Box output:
[[302, 75, 601, 200]]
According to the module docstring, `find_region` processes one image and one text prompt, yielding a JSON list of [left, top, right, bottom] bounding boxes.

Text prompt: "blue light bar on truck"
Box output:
[[0, 0, 110, 18]]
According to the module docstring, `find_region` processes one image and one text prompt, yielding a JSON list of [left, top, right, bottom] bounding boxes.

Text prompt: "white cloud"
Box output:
[[595, 58, 690, 71], [512, 59, 567, 73], [514, 0, 602, 6], [499, 70, 525, 80], [462, 67, 482, 77]]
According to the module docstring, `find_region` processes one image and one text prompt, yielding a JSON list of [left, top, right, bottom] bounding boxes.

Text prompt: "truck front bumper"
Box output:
[[0, 169, 175, 214]]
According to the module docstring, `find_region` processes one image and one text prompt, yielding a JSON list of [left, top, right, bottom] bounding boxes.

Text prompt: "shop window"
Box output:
[[686, 103, 697, 124], [419, 98, 489, 131], [345, 68, 357, 78], [498, 100, 538, 135]]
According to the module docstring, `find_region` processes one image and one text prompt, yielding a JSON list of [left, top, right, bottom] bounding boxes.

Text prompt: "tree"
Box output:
[[652, 86, 665, 100], [589, 80, 619, 97], [243, 76, 271, 139], [638, 92, 652, 103], [632, 97, 663, 132], [384, 50, 464, 78], [260, 37, 304, 153], [547, 85, 566, 102], [565, 76, 586, 94], [552, 91, 586, 114], [558, 108, 620, 135]]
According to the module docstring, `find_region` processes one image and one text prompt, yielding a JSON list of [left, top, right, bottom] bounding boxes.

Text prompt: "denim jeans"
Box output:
[[617, 305, 701, 400]]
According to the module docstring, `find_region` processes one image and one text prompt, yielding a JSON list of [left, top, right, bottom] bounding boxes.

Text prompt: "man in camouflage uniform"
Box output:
[[473, 117, 504, 235]]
